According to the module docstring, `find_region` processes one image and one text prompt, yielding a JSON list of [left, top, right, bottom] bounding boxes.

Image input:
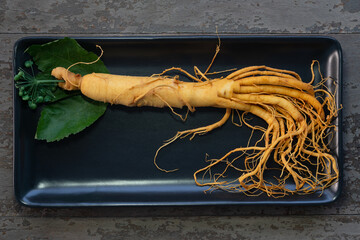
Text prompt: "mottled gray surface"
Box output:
[[1, 216, 360, 240], [1, 0, 360, 239], [1, 0, 360, 34]]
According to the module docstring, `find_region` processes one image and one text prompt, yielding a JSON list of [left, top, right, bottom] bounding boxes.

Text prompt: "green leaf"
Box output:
[[25, 38, 109, 142], [35, 95, 107, 142], [51, 88, 80, 102], [26, 37, 109, 75]]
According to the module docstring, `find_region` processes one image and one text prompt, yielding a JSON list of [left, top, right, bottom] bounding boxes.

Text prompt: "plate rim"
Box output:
[[12, 35, 343, 207]]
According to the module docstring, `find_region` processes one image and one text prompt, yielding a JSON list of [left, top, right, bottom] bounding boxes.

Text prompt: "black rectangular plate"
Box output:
[[13, 36, 342, 206]]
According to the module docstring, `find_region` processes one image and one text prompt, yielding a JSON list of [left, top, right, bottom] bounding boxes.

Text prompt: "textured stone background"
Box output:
[[1, 0, 360, 239]]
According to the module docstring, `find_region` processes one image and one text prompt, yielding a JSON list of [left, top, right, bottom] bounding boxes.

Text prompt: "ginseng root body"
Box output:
[[51, 63, 339, 197]]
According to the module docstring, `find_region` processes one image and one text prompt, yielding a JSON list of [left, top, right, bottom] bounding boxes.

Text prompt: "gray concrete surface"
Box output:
[[1, 0, 360, 239]]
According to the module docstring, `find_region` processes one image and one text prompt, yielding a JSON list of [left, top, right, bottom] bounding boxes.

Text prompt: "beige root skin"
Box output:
[[51, 64, 339, 197], [52, 67, 82, 91], [51, 67, 235, 109], [234, 85, 325, 120]]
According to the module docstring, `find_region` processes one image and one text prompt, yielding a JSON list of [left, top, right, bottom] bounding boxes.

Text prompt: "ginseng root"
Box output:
[[51, 60, 339, 197]]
